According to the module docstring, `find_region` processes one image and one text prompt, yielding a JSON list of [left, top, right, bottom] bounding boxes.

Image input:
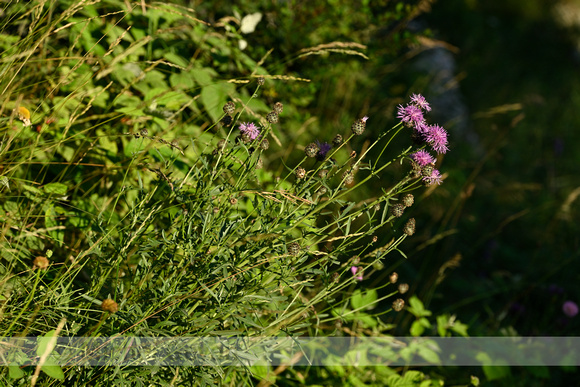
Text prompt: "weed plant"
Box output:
[[0, 1, 457, 385]]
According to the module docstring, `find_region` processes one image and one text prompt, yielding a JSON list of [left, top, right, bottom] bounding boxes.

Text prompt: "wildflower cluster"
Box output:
[[398, 93, 449, 186]]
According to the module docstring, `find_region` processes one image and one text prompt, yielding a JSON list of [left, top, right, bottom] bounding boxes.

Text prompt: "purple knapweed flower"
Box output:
[[361, 116, 369, 123], [351, 266, 363, 281], [563, 301, 579, 317], [414, 121, 429, 134], [423, 169, 443, 186], [412, 150, 435, 167], [410, 93, 431, 112], [239, 122, 260, 140], [316, 140, 332, 160], [425, 124, 449, 154], [397, 104, 424, 127]]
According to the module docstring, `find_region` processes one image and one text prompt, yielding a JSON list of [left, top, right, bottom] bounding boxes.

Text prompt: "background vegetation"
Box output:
[[1, 0, 579, 385]]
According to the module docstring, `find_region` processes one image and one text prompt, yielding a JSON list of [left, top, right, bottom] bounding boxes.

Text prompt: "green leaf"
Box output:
[[482, 365, 511, 381], [43, 182, 68, 196], [37, 330, 58, 356], [41, 364, 65, 380], [407, 296, 432, 318], [201, 84, 226, 123], [8, 366, 25, 379], [351, 289, 377, 310]]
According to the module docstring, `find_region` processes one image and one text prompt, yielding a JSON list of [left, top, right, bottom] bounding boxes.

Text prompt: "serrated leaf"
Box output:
[[43, 182, 68, 196]]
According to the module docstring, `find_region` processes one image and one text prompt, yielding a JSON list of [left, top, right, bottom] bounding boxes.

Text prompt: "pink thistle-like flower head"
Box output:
[[239, 122, 260, 141], [361, 116, 369, 123], [397, 104, 424, 127], [423, 169, 443, 186], [412, 150, 435, 167], [425, 124, 449, 154], [414, 121, 429, 134], [563, 301, 579, 318], [351, 266, 363, 281], [410, 93, 431, 112]]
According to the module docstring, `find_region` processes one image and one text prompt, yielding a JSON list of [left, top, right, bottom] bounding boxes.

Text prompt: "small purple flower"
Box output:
[[239, 122, 260, 140], [351, 266, 363, 281], [411, 150, 435, 167], [425, 124, 449, 154], [361, 116, 369, 123], [410, 93, 431, 112], [423, 169, 443, 186], [397, 104, 424, 127], [316, 141, 332, 160], [563, 301, 579, 317]]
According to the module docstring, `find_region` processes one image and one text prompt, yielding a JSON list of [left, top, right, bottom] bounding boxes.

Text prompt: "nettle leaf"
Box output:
[[43, 182, 68, 196], [351, 289, 377, 310], [407, 296, 432, 318], [201, 83, 235, 123], [164, 52, 189, 68], [170, 73, 195, 89]]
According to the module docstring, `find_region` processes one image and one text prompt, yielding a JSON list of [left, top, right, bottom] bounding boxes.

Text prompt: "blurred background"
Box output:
[[196, 0, 580, 341]]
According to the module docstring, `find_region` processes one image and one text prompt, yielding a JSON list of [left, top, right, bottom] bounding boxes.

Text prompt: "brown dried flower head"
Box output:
[[33, 256, 49, 270], [101, 298, 119, 313]]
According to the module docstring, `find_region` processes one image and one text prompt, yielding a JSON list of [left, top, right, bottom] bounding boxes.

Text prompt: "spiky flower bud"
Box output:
[[317, 186, 327, 195], [422, 164, 435, 177], [223, 101, 235, 115], [256, 159, 263, 169], [101, 298, 119, 313], [266, 112, 279, 124], [403, 218, 416, 236], [372, 235, 378, 243], [351, 119, 366, 135], [389, 272, 399, 284], [318, 169, 328, 179], [140, 129, 149, 137], [331, 272, 340, 283], [295, 167, 306, 179], [273, 102, 283, 115], [305, 142, 319, 158], [33, 256, 49, 270], [374, 203, 381, 211], [221, 115, 233, 126], [257, 77, 265, 85], [351, 255, 360, 265], [287, 242, 301, 256], [332, 134, 343, 147], [398, 283, 409, 294], [392, 298, 405, 312], [402, 193, 414, 207], [229, 197, 238, 205], [390, 204, 405, 218], [260, 139, 269, 150]]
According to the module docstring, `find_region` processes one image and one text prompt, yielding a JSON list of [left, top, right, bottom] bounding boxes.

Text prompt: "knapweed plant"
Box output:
[[0, 1, 450, 385]]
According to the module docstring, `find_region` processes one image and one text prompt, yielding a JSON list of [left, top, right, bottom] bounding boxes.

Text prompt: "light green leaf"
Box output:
[[8, 366, 25, 379], [43, 182, 68, 196], [41, 364, 65, 380]]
